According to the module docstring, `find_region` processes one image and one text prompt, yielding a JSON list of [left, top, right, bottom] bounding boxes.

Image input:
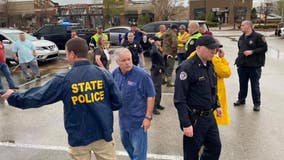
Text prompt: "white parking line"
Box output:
[[0, 142, 183, 160]]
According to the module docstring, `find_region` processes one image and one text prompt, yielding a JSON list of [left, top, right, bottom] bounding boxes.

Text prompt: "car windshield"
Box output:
[[5, 32, 38, 41]]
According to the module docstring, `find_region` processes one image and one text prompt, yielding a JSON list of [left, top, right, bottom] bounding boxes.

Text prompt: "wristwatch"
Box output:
[[144, 116, 152, 121]]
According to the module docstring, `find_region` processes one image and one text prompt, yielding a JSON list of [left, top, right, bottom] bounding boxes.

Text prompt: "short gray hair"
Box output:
[[113, 48, 132, 61]]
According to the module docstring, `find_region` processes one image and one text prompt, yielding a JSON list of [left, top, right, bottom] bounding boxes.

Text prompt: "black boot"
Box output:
[[153, 109, 160, 115]]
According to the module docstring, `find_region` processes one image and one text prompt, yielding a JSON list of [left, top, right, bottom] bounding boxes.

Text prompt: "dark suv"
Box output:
[[33, 23, 94, 49], [141, 20, 209, 38]]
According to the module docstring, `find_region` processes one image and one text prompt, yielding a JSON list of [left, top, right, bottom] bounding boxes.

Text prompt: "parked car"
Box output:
[[275, 22, 284, 37], [0, 28, 59, 63], [103, 26, 131, 46], [33, 23, 95, 49], [141, 20, 209, 38]]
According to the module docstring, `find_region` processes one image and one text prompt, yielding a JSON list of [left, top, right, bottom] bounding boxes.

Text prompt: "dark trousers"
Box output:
[[183, 114, 221, 160], [237, 67, 262, 105], [165, 56, 175, 77], [151, 70, 162, 108]]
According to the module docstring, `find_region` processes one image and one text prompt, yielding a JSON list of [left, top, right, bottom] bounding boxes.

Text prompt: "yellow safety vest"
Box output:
[[185, 32, 202, 51], [156, 32, 163, 38], [177, 32, 190, 47], [91, 33, 108, 44]]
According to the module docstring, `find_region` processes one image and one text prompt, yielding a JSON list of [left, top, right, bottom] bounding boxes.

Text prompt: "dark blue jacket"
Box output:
[[235, 31, 268, 67], [174, 54, 219, 127], [7, 60, 122, 147]]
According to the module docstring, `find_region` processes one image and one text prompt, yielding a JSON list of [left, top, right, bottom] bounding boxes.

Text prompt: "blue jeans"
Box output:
[[0, 63, 16, 89], [120, 127, 147, 160], [20, 59, 40, 79]]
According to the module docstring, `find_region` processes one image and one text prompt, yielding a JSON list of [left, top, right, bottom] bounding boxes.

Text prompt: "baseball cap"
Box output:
[[130, 23, 137, 27], [170, 24, 178, 30], [196, 35, 223, 49]]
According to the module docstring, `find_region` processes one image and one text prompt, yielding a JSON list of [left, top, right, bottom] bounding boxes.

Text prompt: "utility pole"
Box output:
[[281, 7, 283, 23], [233, 0, 236, 29], [5, 0, 9, 27]]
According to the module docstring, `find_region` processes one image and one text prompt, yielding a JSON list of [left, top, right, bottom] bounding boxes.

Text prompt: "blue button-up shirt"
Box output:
[[112, 65, 155, 131]]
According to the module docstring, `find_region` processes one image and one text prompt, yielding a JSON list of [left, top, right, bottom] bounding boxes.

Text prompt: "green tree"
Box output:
[[103, 0, 125, 27], [151, 0, 177, 21]]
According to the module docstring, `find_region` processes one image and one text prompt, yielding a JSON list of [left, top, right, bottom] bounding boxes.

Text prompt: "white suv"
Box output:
[[0, 28, 59, 63]]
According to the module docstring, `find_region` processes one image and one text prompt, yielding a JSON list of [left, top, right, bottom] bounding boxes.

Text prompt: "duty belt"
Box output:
[[190, 108, 214, 117]]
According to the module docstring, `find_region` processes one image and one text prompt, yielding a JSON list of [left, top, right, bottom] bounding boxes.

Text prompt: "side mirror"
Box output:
[[2, 40, 11, 44]]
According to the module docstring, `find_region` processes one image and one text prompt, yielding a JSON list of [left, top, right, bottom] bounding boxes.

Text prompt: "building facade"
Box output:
[[0, 0, 154, 30], [189, 0, 253, 24]]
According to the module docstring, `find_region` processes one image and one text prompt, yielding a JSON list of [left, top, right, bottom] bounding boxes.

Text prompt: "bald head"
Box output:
[[241, 20, 254, 35], [188, 21, 200, 34]]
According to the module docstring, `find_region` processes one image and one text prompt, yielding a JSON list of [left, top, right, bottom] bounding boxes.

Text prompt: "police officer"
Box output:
[[184, 21, 202, 59], [149, 36, 165, 115], [122, 32, 143, 66], [234, 20, 268, 112], [174, 35, 223, 160], [1, 37, 122, 160]]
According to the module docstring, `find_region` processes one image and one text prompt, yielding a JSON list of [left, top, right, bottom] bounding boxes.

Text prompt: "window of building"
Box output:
[[194, 8, 205, 20]]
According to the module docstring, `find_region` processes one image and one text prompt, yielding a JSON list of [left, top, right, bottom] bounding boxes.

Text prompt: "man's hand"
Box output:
[[217, 49, 224, 58], [243, 50, 253, 56], [216, 107, 223, 117], [1, 89, 14, 100], [141, 118, 151, 132], [183, 126, 193, 137]]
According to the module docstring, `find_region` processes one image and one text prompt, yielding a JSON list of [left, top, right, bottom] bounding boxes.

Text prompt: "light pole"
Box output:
[[281, 7, 283, 23], [233, 0, 236, 30]]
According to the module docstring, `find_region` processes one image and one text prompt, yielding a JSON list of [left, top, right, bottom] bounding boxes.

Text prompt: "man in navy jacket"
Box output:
[[1, 37, 122, 160]]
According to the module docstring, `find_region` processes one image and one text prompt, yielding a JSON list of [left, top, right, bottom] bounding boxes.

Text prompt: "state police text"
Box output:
[[71, 80, 105, 105]]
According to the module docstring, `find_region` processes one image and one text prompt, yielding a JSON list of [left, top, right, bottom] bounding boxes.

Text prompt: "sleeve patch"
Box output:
[[179, 71, 187, 80]]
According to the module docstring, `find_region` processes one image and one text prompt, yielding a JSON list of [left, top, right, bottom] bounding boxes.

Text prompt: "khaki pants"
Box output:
[[68, 140, 117, 160]]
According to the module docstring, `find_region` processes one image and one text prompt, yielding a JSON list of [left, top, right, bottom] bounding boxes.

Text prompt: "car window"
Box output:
[[110, 28, 129, 33], [5, 33, 37, 41], [142, 24, 156, 32], [0, 35, 7, 41], [38, 26, 51, 34], [52, 25, 66, 33]]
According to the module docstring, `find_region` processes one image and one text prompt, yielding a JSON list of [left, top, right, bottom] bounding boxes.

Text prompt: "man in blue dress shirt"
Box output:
[[112, 48, 155, 160]]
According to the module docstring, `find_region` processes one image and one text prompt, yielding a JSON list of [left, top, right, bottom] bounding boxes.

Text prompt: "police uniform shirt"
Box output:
[[150, 43, 165, 73], [174, 54, 218, 127], [236, 30, 268, 67], [122, 40, 142, 65]]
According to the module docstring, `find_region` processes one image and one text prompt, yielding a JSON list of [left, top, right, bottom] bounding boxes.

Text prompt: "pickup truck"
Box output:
[[33, 23, 95, 49]]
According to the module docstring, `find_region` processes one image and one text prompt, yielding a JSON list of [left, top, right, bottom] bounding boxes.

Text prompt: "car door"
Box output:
[[33, 25, 51, 40], [48, 25, 68, 49]]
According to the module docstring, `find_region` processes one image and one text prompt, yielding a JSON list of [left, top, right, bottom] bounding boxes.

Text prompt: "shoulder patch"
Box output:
[[261, 36, 266, 43], [179, 71, 187, 80]]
